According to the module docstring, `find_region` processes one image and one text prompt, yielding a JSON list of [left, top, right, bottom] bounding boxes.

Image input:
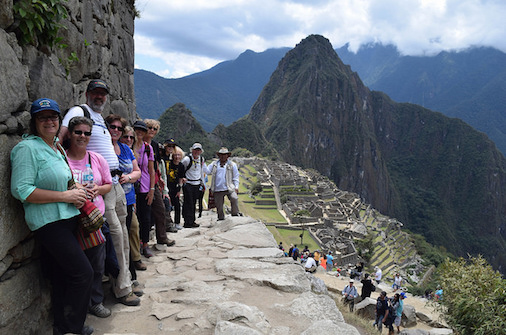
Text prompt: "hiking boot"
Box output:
[[134, 260, 147, 271], [118, 292, 140, 306], [89, 303, 111, 318], [132, 284, 144, 297], [81, 325, 94, 335], [142, 245, 153, 258], [158, 237, 175, 246]]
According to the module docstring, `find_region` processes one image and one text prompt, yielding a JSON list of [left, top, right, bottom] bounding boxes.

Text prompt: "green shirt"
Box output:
[[10, 134, 79, 231]]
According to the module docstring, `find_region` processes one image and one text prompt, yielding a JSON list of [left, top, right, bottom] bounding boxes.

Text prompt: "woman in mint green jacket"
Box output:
[[10, 98, 94, 335]]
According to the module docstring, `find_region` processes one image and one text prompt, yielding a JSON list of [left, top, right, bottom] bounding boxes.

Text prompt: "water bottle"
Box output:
[[82, 164, 94, 190]]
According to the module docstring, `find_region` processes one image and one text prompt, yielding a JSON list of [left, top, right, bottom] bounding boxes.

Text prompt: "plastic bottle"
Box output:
[[82, 164, 94, 190]]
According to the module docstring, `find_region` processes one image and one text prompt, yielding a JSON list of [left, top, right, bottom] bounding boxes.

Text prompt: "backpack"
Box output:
[[184, 154, 204, 173], [61, 106, 91, 149], [62, 105, 91, 120], [371, 284, 376, 292]]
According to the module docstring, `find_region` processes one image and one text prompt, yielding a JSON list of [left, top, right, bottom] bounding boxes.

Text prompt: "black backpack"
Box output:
[[61, 106, 91, 149], [184, 154, 204, 173]]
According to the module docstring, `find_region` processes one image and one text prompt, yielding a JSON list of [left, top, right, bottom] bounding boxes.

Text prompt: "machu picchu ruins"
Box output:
[[234, 157, 428, 286]]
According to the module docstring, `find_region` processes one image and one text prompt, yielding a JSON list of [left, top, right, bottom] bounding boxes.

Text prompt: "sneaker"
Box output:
[[175, 224, 183, 230], [118, 292, 140, 306], [89, 303, 111, 318], [132, 284, 144, 297], [142, 245, 153, 258], [166, 225, 179, 233], [134, 260, 147, 271]]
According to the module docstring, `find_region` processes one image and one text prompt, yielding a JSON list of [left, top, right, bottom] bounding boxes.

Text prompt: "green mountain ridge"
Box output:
[[193, 35, 506, 272], [135, 43, 506, 155]]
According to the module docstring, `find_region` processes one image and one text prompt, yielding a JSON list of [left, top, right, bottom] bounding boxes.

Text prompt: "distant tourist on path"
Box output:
[[204, 147, 240, 220], [374, 266, 383, 284], [373, 291, 390, 333], [392, 273, 403, 291], [360, 273, 375, 300], [304, 253, 317, 273], [341, 279, 358, 312], [326, 251, 334, 272]]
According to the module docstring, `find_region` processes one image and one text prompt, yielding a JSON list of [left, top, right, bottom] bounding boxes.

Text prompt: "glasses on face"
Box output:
[[148, 126, 158, 131], [122, 135, 135, 140], [108, 124, 124, 132], [73, 130, 92, 136], [36, 114, 59, 122]]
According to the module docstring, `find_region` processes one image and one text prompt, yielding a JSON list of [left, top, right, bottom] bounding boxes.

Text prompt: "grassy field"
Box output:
[[267, 226, 320, 251]]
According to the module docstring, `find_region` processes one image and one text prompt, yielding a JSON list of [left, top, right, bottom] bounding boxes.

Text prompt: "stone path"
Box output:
[[88, 212, 360, 334]]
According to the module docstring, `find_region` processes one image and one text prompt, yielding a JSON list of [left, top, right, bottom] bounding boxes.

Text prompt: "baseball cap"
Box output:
[[400, 292, 407, 299], [87, 79, 109, 93], [30, 98, 61, 115], [164, 138, 177, 146], [132, 120, 148, 131]]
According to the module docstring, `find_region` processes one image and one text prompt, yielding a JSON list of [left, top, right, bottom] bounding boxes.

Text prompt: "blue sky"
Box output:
[[134, 0, 506, 79]]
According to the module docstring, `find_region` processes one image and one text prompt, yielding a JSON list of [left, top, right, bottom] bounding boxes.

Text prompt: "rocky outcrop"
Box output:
[[88, 213, 360, 334], [0, 1, 136, 333]]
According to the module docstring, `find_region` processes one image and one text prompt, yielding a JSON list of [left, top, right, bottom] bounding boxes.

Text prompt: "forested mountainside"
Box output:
[[136, 44, 506, 155], [216, 35, 506, 272]]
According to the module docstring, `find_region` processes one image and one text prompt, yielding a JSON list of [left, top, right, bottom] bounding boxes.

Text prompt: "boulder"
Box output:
[[354, 297, 376, 319], [402, 304, 417, 327]]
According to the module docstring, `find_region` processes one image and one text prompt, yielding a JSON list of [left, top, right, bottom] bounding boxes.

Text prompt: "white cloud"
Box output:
[[134, 0, 506, 78]]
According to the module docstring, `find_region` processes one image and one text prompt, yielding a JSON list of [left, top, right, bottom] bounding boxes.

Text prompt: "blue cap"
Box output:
[[30, 98, 61, 115], [400, 292, 407, 299]]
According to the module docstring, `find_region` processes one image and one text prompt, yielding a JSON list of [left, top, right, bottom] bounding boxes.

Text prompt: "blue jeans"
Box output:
[[36, 217, 93, 334]]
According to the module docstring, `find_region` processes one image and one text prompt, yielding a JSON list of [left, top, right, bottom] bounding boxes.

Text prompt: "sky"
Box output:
[[134, 0, 506, 79]]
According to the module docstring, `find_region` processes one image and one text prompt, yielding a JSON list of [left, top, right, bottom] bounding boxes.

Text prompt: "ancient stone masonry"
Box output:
[[0, 2, 137, 333], [243, 158, 427, 285]]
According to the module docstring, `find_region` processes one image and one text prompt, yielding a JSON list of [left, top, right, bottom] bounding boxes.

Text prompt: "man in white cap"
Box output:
[[342, 279, 358, 312], [181, 143, 207, 228], [204, 147, 240, 220]]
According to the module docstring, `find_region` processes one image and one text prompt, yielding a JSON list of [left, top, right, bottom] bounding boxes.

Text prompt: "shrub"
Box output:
[[251, 182, 262, 196], [435, 255, 506, 335]]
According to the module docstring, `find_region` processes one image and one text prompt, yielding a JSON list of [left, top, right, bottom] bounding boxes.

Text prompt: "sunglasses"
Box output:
[[36, 114, 59, 122], [108, 124, 124, 131], [122, 135, 135, 140], [73, 130, 92, 136], [148, 126, 158, 131]]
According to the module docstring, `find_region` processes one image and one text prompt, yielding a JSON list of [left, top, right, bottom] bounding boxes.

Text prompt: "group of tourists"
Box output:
[[10, 79, 241, 335]]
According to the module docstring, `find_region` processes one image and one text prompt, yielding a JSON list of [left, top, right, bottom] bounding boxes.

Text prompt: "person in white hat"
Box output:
[[204, 147, 240, 220], [342, 279, 358, 312], [181, 143, 207, 227]]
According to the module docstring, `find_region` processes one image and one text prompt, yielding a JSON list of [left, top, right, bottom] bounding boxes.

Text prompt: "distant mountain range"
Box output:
[[155, 35, 506, 273], [135, 43, 506, 155]]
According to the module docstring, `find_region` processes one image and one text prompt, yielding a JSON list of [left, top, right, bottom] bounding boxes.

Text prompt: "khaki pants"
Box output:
[[104, 183, 132, 298], [129, 212, 141, 262], [213, 190, 239, 220]]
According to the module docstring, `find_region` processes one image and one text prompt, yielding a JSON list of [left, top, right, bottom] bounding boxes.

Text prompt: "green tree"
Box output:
[[436, 256, 506, 335]]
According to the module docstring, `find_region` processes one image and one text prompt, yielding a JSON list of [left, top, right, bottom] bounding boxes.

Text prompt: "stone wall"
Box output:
[[0, 1, 136, 333]]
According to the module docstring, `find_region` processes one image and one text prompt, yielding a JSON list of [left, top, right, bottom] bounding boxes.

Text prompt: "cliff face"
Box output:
[[0, 1, 136, 333], [249, 35, 395, 214], [247, 35, 506, 271]]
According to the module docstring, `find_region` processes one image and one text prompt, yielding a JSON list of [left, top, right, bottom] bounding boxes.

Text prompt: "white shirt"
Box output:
[[181, 155, 206, 186], [63, 105, 119, 172], [394, 275, 402, 286], [206, 160, 240, 192], [305, 257, 317, 269], [375, 268, 383, 281]]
